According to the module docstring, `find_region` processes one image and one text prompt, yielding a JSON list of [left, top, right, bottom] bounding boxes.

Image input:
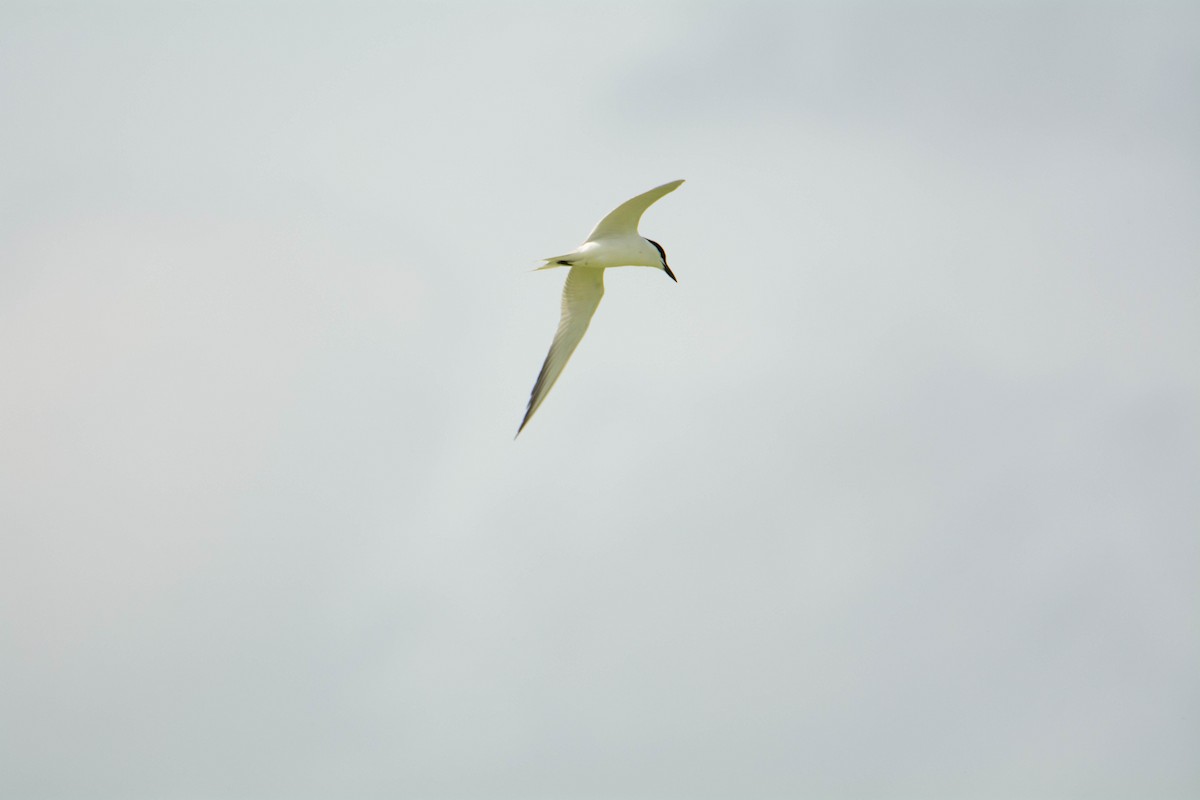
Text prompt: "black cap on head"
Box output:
[[647, 239, 677, 282]]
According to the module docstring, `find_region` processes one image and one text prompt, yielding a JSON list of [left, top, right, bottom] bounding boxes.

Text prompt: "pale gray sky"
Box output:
[[1, 2, 1197, 798]]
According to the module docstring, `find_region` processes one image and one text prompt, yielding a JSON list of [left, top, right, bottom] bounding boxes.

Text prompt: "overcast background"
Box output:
[[2, 2, 1198, 798]]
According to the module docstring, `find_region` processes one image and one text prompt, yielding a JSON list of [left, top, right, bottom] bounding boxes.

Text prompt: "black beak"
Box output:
[[663, 263, 678, 282]]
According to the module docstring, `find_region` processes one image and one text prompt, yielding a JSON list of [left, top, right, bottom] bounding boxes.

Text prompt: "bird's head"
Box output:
[[646, 239, 677, 282]]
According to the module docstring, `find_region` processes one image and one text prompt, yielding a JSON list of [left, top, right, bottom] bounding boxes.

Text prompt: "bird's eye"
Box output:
[[648, 239, 667, 264]]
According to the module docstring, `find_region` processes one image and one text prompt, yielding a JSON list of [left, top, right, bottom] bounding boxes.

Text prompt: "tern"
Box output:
[[517, 179, 684, 436]]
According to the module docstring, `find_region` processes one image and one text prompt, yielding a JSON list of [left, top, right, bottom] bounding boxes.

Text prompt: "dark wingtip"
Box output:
[[664, 263, 678, 282]]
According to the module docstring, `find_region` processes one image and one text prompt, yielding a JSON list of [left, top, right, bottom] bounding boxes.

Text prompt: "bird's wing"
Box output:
[[517, 267, 606, 435], [585, 179, 684, 241]]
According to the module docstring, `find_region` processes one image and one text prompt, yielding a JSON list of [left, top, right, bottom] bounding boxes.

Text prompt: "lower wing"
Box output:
[[517, 267, 605, 435]]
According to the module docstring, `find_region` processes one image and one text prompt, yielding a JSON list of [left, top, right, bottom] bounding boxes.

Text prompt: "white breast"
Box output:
[[574, 237, 660, 269]]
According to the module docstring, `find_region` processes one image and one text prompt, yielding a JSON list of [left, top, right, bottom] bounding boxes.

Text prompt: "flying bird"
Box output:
[[517, 179, 684, 435]]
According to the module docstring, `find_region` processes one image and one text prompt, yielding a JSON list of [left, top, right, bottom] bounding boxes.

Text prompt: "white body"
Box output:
[[517, 179, 684, 435], [543, 236, 666, 270]]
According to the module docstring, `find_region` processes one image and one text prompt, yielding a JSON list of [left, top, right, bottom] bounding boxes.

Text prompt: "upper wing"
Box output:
[[585, 179, 685, 242], [517, 267, 606, 435]]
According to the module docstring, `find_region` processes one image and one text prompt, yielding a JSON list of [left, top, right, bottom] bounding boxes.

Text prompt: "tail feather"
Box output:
[[537, 255, 576, 270]]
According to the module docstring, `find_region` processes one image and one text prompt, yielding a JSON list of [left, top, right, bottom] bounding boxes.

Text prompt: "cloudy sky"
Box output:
[[2, 2, 1197, 798]]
